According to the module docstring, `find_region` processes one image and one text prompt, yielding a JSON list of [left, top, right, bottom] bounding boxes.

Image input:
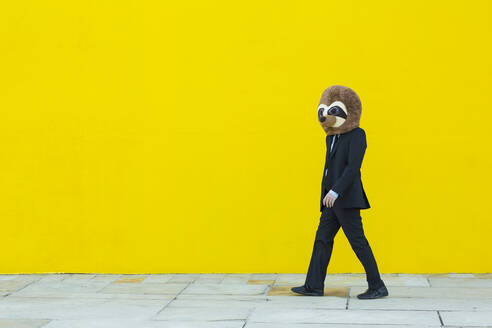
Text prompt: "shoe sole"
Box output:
[[357, 293, 389, 300], [291, 288, 323, 297]]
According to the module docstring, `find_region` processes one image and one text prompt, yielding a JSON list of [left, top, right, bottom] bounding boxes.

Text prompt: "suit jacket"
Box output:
[[320, 127, 371, 211]]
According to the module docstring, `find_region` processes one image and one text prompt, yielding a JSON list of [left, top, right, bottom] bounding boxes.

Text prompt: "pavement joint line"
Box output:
[[241, 305, 256, 328], [262, 275, 279, 296], [427, 276, 432, 287], [152, 281, 192, 318], [5, 279, 37, 297], [345, 287, 350, 309], [94, 276, 123, 293], [271, 273, 280, 286], [437, 310, 444, 327]]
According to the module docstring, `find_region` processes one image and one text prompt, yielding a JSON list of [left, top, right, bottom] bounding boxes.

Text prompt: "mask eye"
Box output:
[[327, 105, 347, 119], [328, 106, 339, 115]]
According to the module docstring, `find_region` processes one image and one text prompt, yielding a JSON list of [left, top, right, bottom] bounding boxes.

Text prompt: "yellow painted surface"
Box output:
[[248, 280, 275, 285], [114, 278, 145, 283], [0, 1, 491, 274]]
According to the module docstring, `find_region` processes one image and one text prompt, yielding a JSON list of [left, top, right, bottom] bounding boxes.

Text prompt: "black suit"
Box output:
[[305, 127, 385, 292], [320, 127, 370, 211]]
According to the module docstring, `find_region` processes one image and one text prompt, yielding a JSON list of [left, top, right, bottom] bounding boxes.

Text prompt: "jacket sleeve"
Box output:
[[331, 129, 367, 196]]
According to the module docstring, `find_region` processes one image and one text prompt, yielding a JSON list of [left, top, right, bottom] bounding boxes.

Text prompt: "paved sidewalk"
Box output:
[[0, 273, 491, 327]]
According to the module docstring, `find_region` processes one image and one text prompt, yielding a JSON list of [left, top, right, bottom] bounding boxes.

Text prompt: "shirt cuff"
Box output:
[[328, 189, 339, 198]]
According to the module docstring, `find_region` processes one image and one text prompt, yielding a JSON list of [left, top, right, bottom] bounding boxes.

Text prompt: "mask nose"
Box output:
[[318, 108, 326, 122]]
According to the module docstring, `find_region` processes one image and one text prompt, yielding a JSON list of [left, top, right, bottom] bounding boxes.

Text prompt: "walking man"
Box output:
[[291, 85, 388, 299]]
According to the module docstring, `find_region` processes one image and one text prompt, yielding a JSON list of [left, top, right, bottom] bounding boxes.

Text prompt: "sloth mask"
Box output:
[[317, 85, 362, 136]]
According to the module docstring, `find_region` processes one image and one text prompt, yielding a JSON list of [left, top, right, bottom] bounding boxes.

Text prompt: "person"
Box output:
[[291, 85, 388, 299]]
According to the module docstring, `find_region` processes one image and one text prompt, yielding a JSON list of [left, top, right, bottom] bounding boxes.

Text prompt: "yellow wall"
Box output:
[[1, 0, 491, 274]]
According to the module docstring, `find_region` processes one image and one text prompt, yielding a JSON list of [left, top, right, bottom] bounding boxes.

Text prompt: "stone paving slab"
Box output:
[[166, 275, 199, 283], [250, 274, 278, 280], [11, 289, 177, 300], [176, 294, 268, 301], [197, 274, 228, 279], [1, 273, 492, 327], [429, 276, 492, 287], [90, 274, 124, 282], [222, 275, 251, 284], [43, 319, 245, 328], [274, 274, 307, 285], [350, 286, 492, 298], [136, 275, 173, 283], [475, 273, 492, 279], [248, 308, 441, 325], [446, 273, 475, 278], [0, 280, 36, 294], [440, 310, 492, 326], [34, 274, 66, 282], [60, 274, 98, 283], [192, 278, 224, 284], [274, 273, 430, 288], [267, 286, 348, 297], [349, 297, 492, 311], [0, 319, 50, 328], [0, 296, 169, 320], [181, 283, 268, 295], [8, 280, 110, 298], [68, 274, 98, 279], [324, 274, 430, 287], [154, 306, 251, 321], [257, 300, 347, 310], [248, 280, 275, 285], [245, 324, 440, 328], [99, 282, 188, 295], [0, 275, 43, 284], [263, 295, 347, 308], [174, 294, 346, 308], [168, 299, 267, 308], [168, 297, 348, 310]]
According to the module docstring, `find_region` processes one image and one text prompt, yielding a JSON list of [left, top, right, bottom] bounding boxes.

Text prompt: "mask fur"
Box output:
[[317, 85, 362, 135]]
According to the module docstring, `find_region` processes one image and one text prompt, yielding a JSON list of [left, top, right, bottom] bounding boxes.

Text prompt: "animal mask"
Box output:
[[317, 85, 362, 135]]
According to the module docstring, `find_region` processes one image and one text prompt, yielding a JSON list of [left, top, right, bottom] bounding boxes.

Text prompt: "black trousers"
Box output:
[[304, 205, 385, 291]]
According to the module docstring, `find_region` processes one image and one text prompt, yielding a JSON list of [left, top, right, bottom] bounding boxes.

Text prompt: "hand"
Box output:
[[323, 193, 337, 208]]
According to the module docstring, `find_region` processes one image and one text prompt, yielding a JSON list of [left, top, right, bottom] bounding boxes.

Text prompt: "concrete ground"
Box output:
[[0, 273, 491, 327]]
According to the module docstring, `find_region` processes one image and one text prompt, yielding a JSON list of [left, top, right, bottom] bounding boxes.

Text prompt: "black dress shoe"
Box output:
[[291, 285, 324, 296], [357, 285, 389, 299]]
